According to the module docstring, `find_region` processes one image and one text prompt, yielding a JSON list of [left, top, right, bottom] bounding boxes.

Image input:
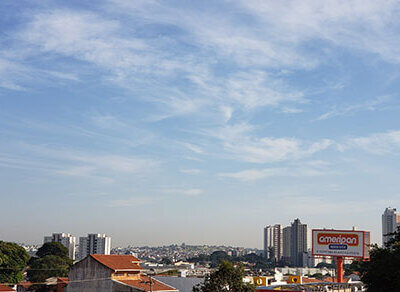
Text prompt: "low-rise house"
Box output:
[[67, 254, 178, 292], [17, 277, 67, 292]]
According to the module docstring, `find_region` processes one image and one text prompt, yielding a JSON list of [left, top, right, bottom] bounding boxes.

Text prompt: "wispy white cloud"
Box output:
[[220, 106, 234, 122], [343, 130, 400, 154], [236, 0, 400, 63], [206, 122, 332, 163], [219, 168, 284, 181], [180, 169, 201, 175], [316, 95, 393, 120], [163, 188, 203, 196], [21, 10, 147, 69], [0, 58, 28, 91], [0, 52, 81, 91], [108, 0, 317, 69], [0, 142, 159, 183], [89, 113, 127, 129], [68, 154, 158, 174], [219, 163, 333, 181], [182, 143, 204, 154], [56, 166, 115, 183], [14, 0, 398, 126], [222, 71, 305, 109], [281, 107, 303, 114], [12, 2, 313, 120]]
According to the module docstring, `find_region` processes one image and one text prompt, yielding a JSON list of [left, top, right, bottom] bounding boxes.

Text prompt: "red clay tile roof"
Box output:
[[17, 281, 32, 288], [322, 277, 350, 283], [90, 254, 143, 271], [117, 275, 177, 292], [301, 277, 320, 283], [57, 277, 69, 284], [0, 284, 14, 291]]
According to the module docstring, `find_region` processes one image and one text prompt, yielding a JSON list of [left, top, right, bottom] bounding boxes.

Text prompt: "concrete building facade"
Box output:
[[44, 233, 76, 260], [282, 226, 291, 265], [289, 218, 308, 267], [263, 224, 282, 261], [79, 233, 111, 260], [382, 207, 400, 246]]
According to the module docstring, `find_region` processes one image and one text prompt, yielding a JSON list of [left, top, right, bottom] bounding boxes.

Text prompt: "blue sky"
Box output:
[[1, 0, 400, 247]]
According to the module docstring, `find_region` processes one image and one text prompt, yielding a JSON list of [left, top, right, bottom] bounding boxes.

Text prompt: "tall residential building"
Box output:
[[382, 207, 400, 246], [282, 226, 291, 265], [263, 224, 282, 261], [44, 233, 76, 260], [79, 233, 111, 260], [289, 218, 308, 267]]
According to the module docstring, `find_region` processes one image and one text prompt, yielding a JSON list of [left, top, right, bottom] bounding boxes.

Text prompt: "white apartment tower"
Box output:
[[263, 224, 282, 261], [44, 233, 76, 260], [382, 207, 400, 246], [79, 233, 111, 260]]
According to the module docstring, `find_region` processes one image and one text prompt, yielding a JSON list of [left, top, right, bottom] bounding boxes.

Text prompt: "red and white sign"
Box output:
[[312, 229, 370, 259]]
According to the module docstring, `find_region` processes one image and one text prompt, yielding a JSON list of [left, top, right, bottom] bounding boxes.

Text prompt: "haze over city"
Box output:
[[1, 0, 400, 248]]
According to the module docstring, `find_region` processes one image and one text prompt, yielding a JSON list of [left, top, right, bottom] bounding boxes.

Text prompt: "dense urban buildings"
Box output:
[[44, 233, 76, 260], [382, 207, 400, 246], [264, 219, 310, 267], [263, 224, 282, 261], [78, 233, 111, 260]]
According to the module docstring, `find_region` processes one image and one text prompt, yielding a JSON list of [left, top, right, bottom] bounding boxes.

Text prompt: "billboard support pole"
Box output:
[[336, 256, 343, 283]]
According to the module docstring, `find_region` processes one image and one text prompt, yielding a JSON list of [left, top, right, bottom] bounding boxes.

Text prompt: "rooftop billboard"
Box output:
[[312, 229, 370, 259]]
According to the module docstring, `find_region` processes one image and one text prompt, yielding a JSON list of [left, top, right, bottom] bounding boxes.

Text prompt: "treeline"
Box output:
[[0, 241, 72, 290], [187, 251, 273, 270], [344, 226, 400, 291]]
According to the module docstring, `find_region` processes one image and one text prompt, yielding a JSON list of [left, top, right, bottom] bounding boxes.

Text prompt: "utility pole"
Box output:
[[141, 270, 155, 292], [149, 274, 153, 292]]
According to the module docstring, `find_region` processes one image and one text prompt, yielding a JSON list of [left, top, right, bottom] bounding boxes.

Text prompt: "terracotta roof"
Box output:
[[17, 281, 32, 288], [117, 275, 178, 292], [90, 254, 143, 271], [301, 277, 320, 283], [57, 277, 69, 284], [0, 284, 14, 291], [322, 277, 350, 283]]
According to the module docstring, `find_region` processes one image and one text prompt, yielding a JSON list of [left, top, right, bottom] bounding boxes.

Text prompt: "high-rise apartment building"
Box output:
[[263, 224, 282, 261], [282, 226, 291, 265], [44, 233, 76, 260], [79, 233, 111, 260], [289, 218, 308, 267], [382, 207, 400, 246]]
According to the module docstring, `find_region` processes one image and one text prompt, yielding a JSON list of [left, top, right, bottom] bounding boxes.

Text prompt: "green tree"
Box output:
[[160, 257, 172, 265], [27, 242, 73, 284], [35, 242, 69, 259], [27, 255, 71, 283], [210, 251, 231, 268], [0, 241, 30, 284], [311, 273, 324, 280], [345, 259, 365, 276], [358, 227, 400, 291], [234, 253, 271, 271], [316, 262, 335, 269], [188, 254, 210, 265], [193, 261, 255, 292]]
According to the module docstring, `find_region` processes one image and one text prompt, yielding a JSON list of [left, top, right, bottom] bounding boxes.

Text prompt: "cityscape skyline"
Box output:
[[12, 210, 388, 249], [1, 0, 400, 248]]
